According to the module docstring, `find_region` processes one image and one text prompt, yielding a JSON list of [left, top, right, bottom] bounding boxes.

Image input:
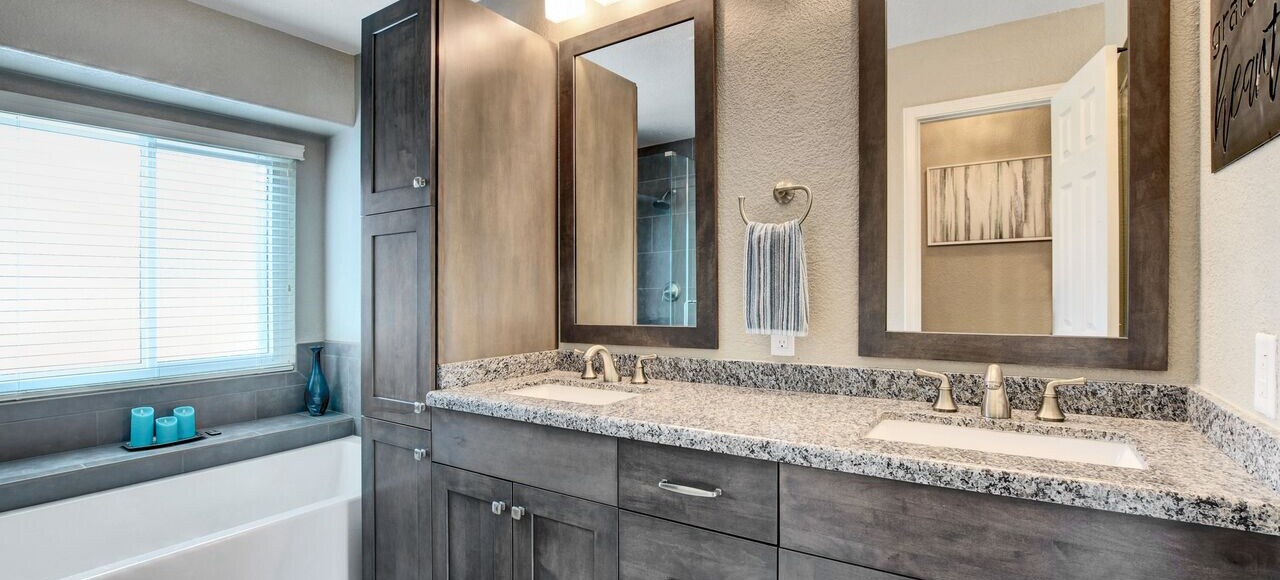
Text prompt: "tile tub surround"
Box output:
[[428, 371, 1280, 535], [0, 370, 308, 464], [542, 351, 1187, 422], [1190, 388, 1280, 495], [0, 412, 354, 514]]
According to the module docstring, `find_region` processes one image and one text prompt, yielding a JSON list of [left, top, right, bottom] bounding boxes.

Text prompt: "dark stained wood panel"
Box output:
[[513, 484, 620, 580], [432, 464, 514, 580], [362, 0, 434, 215], [779, 550, 911, 580], [361, 208, 433, 429], [780, 465, 1280, 580], [619, 511, 777, 580], [432, 409, 618, 506], [618, 439, 778, 543], [362, 418, 432, 580]]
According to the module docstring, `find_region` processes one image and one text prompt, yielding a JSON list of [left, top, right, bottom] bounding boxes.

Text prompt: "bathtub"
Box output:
[[0, 436, 361, 580]]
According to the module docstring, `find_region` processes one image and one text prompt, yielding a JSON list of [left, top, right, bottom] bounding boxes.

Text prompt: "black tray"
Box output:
[[122, 432, 206, 452]]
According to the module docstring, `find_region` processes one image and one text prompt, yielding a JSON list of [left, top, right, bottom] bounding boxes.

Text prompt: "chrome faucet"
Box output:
[[982, 364, 1011, 419], [581, 345, 621, 383]]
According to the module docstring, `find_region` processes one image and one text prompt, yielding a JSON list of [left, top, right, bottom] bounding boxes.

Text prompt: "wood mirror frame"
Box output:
[[857, 0, 1170, 370], [558, 0, 718, 349]]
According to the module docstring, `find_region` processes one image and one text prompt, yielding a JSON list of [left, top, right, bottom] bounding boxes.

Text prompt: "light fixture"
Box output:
[[545, 0, 585, 23]]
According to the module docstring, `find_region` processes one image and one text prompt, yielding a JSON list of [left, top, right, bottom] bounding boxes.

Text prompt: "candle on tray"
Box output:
[[173, 406, 196, 439], [154, 416, 179, 445], [129, 407, 155, 447]]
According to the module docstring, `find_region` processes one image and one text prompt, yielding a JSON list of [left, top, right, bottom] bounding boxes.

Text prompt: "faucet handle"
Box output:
[[632, 355, 658, 384], [574, 349, 598, 380], [1037, 377, 1086, 422], [915, 369, 958, 413]]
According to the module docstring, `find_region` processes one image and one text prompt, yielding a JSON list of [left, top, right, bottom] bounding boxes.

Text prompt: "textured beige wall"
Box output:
[[543, 0, 1200, 387], [919, 108, 1053, 335], [1199, 1, 1280, 427], [0, 0, 355, 124]]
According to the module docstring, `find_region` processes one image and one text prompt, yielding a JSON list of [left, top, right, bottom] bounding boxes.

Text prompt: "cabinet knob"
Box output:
[[412, 176, 427, 189], [491, 501, 507, 515], [413, 448, 427, 461], [511, 506, 526, 520], [413, 401, 426, 414]]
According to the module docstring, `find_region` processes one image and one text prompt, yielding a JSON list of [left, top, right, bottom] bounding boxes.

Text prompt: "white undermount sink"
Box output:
[[865, 419, 1147, 470], [506, 384, 640, 406]]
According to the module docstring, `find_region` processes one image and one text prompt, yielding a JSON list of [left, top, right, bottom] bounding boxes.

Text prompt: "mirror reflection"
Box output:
[[886, 0, 1130, 338], [574, 21, 698, 328]]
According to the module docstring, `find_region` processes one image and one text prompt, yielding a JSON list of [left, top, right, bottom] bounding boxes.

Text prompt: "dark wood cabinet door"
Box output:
[[512, 485, 619, 580], [362, 208, 434, 429], [363, 419, 432, 580], [362, 0, 433, 215], [619, 511, 777, 580], [432, 464, 514, 580]]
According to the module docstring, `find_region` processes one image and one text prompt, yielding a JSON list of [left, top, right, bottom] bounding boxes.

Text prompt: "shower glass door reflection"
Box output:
[[636, 145, 696, 326]]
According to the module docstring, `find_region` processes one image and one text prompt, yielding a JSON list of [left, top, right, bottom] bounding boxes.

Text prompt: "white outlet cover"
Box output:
[[1256, 333, 1278, 419], [771, 334, 796, 357]]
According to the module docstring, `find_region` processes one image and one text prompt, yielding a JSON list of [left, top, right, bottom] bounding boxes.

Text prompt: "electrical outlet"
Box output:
[[1256, 333, 1278, 419], [771, 334, 795, 357]]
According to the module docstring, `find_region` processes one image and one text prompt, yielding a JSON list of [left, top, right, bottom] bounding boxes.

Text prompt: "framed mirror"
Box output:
[[858, 0, 1169, 369], [559, 0, 718, 349]]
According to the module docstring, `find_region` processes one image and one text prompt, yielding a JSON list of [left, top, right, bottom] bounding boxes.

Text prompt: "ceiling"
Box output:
[[888, 0, 1103, 48], [187, 0, 398, 54], [581, 21, 696, 148]]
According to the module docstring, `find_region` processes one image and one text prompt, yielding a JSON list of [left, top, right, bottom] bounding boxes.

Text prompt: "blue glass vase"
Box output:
[[305, 345, 330, 416]]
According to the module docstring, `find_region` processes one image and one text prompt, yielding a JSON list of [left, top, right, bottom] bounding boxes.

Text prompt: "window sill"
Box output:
[[0, 412, 353, 514]]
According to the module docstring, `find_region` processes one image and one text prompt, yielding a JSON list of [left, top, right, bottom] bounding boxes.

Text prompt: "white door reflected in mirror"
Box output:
[[885, 0, 1129, 338]]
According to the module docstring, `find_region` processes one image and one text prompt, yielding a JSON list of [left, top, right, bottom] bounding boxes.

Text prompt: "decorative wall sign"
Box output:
[[927, 155, 1052, 246], [1210, 0, 1280, 171]]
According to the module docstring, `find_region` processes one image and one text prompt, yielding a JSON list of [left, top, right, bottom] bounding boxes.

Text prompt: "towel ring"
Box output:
[[738, 183, 813, 225]]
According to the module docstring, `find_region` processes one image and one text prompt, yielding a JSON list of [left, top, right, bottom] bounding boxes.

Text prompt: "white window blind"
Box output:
[[0, 110, 296, 396]]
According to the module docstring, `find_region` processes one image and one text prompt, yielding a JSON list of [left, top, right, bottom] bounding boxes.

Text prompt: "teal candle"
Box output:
[[155, 416, 179, 445], [129, 407, 155, 447], [173, 406, 196, 439]]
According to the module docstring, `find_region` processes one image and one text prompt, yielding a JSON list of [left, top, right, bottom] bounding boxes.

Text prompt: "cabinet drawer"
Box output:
[[780, 464, 1280, 580], [779, 550, 911, 580], [432, 409, 618, 505], [620, 511, 777, 580], [618, 439, 778, 543]]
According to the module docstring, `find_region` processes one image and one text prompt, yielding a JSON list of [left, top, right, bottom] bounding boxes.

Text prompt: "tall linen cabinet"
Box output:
[[359, 0, 557, 577]]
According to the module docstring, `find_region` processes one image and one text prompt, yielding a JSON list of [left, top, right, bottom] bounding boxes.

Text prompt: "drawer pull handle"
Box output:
[[511, 506, 526, 520], [412, 176, 427, 189], [658, 479, 722, 498], [413, 448, 427, 461], [491, 501, 507, 515]]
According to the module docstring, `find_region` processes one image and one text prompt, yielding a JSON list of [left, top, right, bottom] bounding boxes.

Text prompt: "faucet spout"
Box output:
[[582, 345, 621, 383], [982, 364, 1011, 419]]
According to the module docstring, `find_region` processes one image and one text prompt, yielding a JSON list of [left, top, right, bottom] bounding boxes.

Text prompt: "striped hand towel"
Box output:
[[744, 219, 809, 336]]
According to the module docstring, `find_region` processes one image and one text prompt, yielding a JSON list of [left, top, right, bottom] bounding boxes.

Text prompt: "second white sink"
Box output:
[[507, 384, 640, 406], [865, 419, 1147, 470]]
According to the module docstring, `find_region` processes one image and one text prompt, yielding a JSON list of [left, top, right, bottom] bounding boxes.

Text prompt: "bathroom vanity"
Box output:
[[417, 373, 1280, 579]]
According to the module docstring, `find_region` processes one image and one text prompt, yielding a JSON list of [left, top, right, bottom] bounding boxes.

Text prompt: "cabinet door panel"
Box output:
[[363, 419, 432, 580], [362, 208, 434, 429], [362, 0, 433, 214], [779, 550, 911, 580], [620, 511, 776, 580], [513, 485, 618, 580], [432, 464, 513, 580]]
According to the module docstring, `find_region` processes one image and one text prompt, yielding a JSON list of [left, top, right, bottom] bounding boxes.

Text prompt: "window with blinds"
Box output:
[[0, 110, 296, 395]]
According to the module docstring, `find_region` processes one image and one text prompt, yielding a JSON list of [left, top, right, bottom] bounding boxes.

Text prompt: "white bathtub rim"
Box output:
[[74, 491, 359, 580], [10, 436, 361, 580]]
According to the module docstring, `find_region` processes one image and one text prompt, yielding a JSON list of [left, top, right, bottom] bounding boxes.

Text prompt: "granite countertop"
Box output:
[[427, 371, 1280, 536]]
